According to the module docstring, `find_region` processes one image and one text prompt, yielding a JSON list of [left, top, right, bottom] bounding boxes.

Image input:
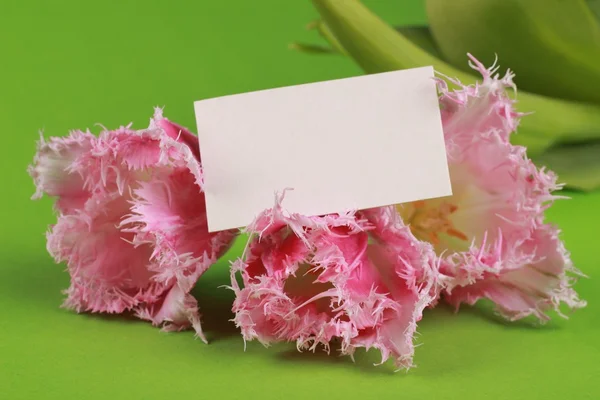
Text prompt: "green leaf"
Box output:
[[311, 0, 600, 157], [534, 141, 600, 191], [511, 94, 600, 156], [288, 42, 337, 54], [426, 0, 600, 104], [291, 23, 442, 58], [289, 20, 348, 56], [394, 26, 442, 59], [307, 20, 348, 56], [589, 0, 600, 19], [312, 0, 473, 79]]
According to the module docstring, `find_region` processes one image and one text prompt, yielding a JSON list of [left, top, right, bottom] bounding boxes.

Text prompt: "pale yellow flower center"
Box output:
[[397, 200, 468, 246]]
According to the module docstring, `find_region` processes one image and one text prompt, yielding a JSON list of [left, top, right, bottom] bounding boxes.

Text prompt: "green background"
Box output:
[[1, 1, 598, 398]]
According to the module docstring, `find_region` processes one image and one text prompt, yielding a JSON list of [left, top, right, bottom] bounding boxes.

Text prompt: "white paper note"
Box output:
[[195, 66, 451, 232]]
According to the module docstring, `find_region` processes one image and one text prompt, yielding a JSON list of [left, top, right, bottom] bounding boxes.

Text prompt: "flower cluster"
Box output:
[[229, 57, 586, 368], [30, 58, 585, 370]]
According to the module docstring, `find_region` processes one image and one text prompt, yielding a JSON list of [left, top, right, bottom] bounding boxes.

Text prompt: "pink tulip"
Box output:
[[230, 193, 439, 369], [29, 109, 237, 340], [397, 56, 586, 321]]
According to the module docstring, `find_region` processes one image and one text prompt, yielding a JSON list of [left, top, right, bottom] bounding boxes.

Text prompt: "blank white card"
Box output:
[[194, 66, 451, 232]]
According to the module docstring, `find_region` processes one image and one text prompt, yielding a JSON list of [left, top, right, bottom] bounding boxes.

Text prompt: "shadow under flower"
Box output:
[[0, 255, 158, 326], [192, 266, 240, 342], [274, 340, 398, 375], [0, 251, 242, 336], [0, 254, 68, 309], [83, 310, 148, 325], [446, 301, 562, 331]]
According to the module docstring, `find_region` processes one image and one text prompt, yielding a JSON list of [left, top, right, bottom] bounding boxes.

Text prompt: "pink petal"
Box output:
[[135, 284, 207, 343], [231, 194, 438, 370], [76, 114, 204, 197], [444, 224, 586, 321], [29, 130, 94, 214], [397, 56, 586, 322], [437, 53, 521, 143], [32, 110, 237, 337], [121, 164, 237, 293], [47, 194, 163, 314], [151, 107, 201, 161]]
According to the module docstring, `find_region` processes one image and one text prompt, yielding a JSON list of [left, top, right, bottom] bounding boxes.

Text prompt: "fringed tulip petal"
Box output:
[[231, 194, 438, 369]]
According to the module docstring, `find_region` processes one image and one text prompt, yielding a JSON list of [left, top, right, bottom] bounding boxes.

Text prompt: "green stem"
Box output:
[[311, 0, 600, 156]]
